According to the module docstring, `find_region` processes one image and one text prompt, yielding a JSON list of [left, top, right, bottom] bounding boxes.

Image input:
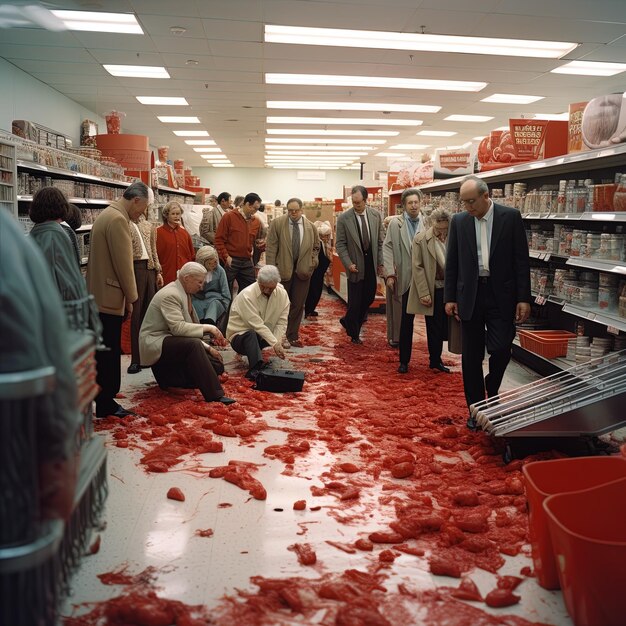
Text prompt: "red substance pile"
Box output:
[[208, 460, 267, 500], [195, 528, 214, 538], [166, 487, 185, 502]]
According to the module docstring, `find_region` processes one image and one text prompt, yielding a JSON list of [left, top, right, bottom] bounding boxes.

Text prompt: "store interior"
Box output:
[[1, 1, 626, 625]]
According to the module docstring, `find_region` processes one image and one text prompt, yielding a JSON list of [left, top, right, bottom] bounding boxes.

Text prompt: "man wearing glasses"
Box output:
[[444, 175, 531, 430]]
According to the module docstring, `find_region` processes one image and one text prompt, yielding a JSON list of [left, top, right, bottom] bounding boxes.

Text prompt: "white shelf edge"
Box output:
[[77, 224, 93, 231], [566, 257, 626, 275], [562, 303, 626, 333], [523, 212, 626, 223], [155, 184, 195, 197], [17, 159, 131, 188]]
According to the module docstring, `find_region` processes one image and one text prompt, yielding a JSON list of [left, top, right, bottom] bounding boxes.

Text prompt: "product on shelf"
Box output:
[[568, 101, 588, 154], [80, 119, 99, 148], [581, 92, 626, 150], [104, 110, 124, 134]]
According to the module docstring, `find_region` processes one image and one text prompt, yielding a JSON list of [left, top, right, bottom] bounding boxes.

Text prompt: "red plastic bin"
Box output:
[[517, 329, 576, 359], [522, 457, 626, 589], [544, 476, 626, 626]]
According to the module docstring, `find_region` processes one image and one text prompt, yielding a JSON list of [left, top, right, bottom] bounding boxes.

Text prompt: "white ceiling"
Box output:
[[1, 0, 625, 169]]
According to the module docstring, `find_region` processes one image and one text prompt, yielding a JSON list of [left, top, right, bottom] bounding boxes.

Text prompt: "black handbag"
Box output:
[[253, 367, 305, 392]]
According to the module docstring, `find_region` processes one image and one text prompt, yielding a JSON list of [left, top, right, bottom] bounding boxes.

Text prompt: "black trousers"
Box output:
[[424, 287, 448, 366], [130, 261, 156, 365], [230, 330, 270, 370], [305, 256, 330, 315], [398, 289, 415, 365], [95, 312, 123, 416], [152, 336, 224, 402], [461, 279, 515, 409], [343, 250, 376, 339], [225, 256, 255, 295]]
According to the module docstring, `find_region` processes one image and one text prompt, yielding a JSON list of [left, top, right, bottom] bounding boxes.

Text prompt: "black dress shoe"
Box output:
[[309, 311, 319, 317], [430, 362, 451, 373], [96, 406, 135, 418], [388, 340, 400, 348], [397, 363, 408, 374], [466, 416, 479, 431], [351, 337, 363, 344], [127, 363, 142, 374], [214, 396, 236, 405]]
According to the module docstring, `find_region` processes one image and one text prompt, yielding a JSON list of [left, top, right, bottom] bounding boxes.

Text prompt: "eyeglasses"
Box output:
[[460, 197, 479, 206]]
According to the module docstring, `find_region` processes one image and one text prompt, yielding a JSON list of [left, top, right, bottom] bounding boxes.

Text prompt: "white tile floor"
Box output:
[[60, 300, 580, 625]]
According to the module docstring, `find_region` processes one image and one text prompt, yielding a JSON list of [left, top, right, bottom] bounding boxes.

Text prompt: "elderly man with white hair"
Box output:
[[226, 265, 290, 380], [139, 261, 235, 405]]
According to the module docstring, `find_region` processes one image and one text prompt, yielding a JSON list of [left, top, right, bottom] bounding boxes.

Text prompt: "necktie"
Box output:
[[291, 219, 300, 261], [187, 295, 195, 319], [480, 218, 489, 273], [359, 213, 370, 251]]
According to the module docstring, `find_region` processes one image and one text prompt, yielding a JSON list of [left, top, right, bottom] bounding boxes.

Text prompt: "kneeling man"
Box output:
[[139, 261, 235, 404]]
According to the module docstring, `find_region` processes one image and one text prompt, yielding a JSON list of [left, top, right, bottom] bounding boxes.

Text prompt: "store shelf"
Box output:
[[512, 337, 574, 376], [155, 184, 195, 197], [76, 224, 92, 232], [562, 303, 626, 333], [566, 257, 626, 275], [18, 195, 112, 205], [528, 250, 569, 262], [0, 181, 13, 187], [522, 212, 626, 223], [17, 160, 130, 188]]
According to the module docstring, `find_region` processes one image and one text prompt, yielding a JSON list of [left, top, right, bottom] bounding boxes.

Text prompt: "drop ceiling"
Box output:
[[0, 0, 625, 169]]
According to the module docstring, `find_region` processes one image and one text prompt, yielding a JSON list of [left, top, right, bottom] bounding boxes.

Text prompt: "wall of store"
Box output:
[[0, 57, 105, 145], [195, 167, 360, 203]]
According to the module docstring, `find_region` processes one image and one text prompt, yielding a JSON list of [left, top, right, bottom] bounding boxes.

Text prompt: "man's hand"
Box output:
[[515, 302, 531, 324], [156, 273, 164, 289], [445, 302, 460, 321], [377, 264, 385, 277], [256, 238, 267, 252], [203, 325, 227, 346], [385, 276, 396, 288], [420, 295, 432, 306], [125, 300, 134, 318], [226, 255, 233, 268], [204, 343, 224, 364], [274, 342, 286, 359], [348, 263, 358, 273]]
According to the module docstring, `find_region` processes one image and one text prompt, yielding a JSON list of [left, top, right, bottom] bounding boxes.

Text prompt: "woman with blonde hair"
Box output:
[[407, 206, 452, 373], [156, 201, 195, 285], [192, 245, 231, 330]]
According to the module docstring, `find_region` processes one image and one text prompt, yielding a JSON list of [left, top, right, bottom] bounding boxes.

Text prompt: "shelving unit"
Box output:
[[0, 138, 17, 218]]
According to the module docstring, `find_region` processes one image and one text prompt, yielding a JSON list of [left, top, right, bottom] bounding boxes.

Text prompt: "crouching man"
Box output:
[[139, 261, 235, 405]]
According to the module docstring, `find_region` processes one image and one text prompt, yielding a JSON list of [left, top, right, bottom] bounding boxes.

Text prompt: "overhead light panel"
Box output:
[[481, 93, 544, 104], [376, 152, 407, 157], [266, 151, 367, 156], [267, 129, 399, 136], [444, 114, 494, 122], [103, 64, 169, 78], [390, 144, 431, 150], [532, 112, 569, 121], [472, 136, 486, 141], [267, 101, 441, 113], [265, 25, 578, 59], [551, 60, 626, 76], [494, 126, 509, 131], [173, 130, 210, 137], [193, 148, 222, 153], [417, 130, 457, 137], [266, 73, 486, 92], [267, 116, 423, 126], [136, 96, 188, 105], [184, 140, 216, 145], [158, 116, 200, 123], [212, 164, 235, 167], [266, 145, 375, 151], [201, 154, 229, 159], [265, 138, 387, 144], [51, 10, 143, 34]]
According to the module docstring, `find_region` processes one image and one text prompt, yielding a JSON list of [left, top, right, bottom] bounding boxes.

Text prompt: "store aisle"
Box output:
[[61, 293, 572, 625]]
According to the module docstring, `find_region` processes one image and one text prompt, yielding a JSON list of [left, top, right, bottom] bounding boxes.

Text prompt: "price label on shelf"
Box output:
[[607, 325, 619, 335], [587, 312, 596, 320], [534, 295, 546, 305]]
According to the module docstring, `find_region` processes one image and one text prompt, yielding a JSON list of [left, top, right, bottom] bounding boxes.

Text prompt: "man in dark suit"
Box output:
[[335, 185, 384, 344], [444, 175, 531, 429]]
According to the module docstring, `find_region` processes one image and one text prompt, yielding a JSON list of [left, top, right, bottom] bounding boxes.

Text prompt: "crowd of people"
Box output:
[[16, 175, 531, 428]]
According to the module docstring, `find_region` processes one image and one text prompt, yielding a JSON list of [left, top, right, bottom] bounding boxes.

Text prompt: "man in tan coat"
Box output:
[[265, 197, 319, 347], [86, 181, 149, 418], [199, 191, 231, 244]]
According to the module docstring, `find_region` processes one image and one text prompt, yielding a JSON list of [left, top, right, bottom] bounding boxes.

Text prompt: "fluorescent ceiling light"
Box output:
[[494, 126, 509, 131], [265, 138, 387, 144], [265, 145, 375, 151], [193, 148, 222, 153], [551, 60, 626, 76], [267, 116, 422, 126], [390, 144, 431, 150], [201, 154, 228, 159], [444, 145, 463, 149], [136, 96, 188, 106], [481, 93, 544, 104], [376, 152, 407, 157], [267, 129, 398, 136], [266, 151, 367, 156], [417, 130, 457, 137], [444, 114, 494, 122], [184, 140, 216, 145], [472, 136, 486, 140], [270, 165, 340, 169], [266, 73, 486, 92], [173, 130, 210, 137], [212, 164, 235, 167], [265, 157, 354, 162], [158, 116, 200, 123], [265, 25, 577, 59], [51, 10, 143, 34], [266, 101, 441, 113], [532, 112, 569, 121], [103, 64, 169, 78]]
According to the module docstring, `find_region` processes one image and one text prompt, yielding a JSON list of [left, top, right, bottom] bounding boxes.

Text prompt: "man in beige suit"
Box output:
[[265, 197, 319, 347], [86, 181, 149, 418], [139, 262, 235, 405], [383, 187, 424, 373], [199, 191, 231, 244]]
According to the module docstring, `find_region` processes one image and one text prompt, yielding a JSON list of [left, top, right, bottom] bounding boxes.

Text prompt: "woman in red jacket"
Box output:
[[156, 201, 195, 285]]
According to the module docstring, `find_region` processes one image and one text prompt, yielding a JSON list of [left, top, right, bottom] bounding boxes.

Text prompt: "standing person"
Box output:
[[192, 245, 231, 329], [156, 201, 195, 285], [444, 175, 531, 429], [335, 185, 384, 344], [407, 207, 452, 374], [86, 181, 148, 418], [199, 191, 231, 244], [127, 205, 163, 374], [265, 197, 320, 347], [233, 195, 244, 209], [383, 188, 425, 372], [139, 262, 235, 405], [214, 192, 262, 294], [304, 221, 332, 319], [382, 215, 401, 348], [60, 203, 83, 267], [226, 265, 289, 380], [253, 203, 268, 268]]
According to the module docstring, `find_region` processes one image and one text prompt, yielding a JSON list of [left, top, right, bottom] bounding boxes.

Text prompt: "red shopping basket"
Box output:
[[517, 329, 576, 359]]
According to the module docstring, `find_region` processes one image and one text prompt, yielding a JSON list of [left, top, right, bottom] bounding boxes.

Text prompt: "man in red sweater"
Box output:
[[215, 192, 263, 294]]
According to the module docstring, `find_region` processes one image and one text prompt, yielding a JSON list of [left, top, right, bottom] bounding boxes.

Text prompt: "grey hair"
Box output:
[[286, 197, 303, 209], [178, 261, 207, 279], [162, 201, 184, 223], [123, 180, 150, 201], [257, 264, 281, 285], [317, 221, 332, 236], [401, 187, 423, 206], [461, 175, 489, 195], [430, 207, 452, 223], [195, 245, 219, 265]]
